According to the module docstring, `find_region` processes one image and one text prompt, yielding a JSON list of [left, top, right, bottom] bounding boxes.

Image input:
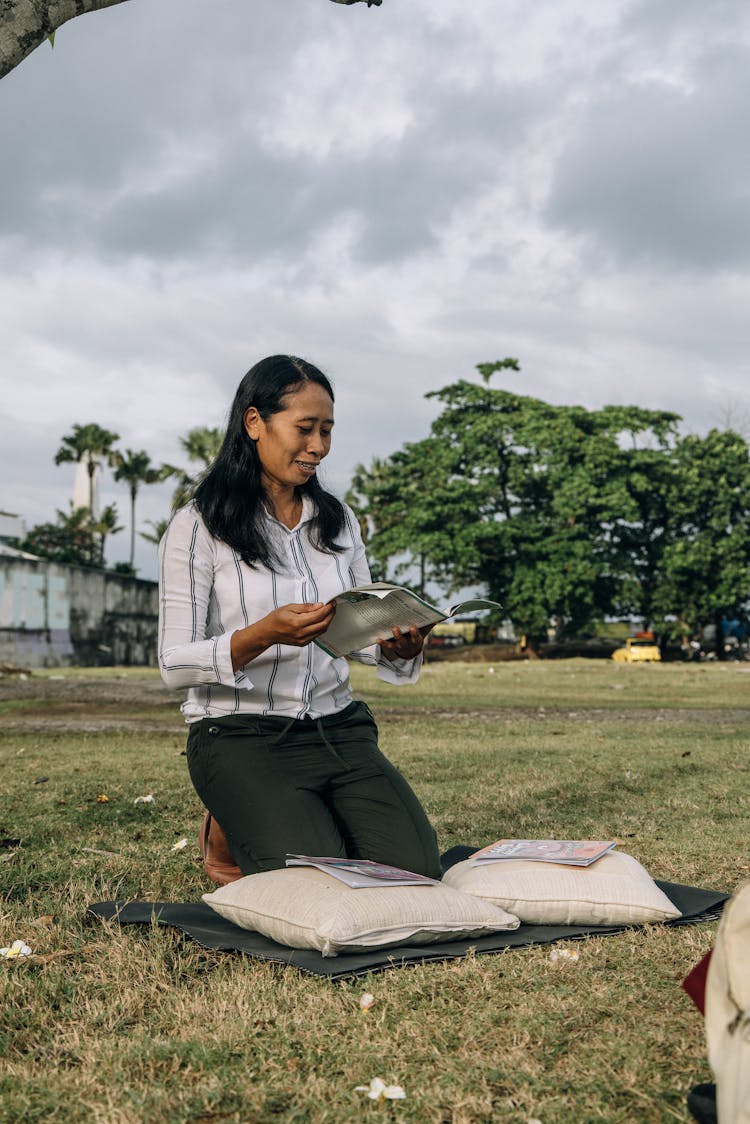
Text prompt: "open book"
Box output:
[[470, 840, 618, 867], [314, 582, 500, 659], [285, 855, 438, 889]]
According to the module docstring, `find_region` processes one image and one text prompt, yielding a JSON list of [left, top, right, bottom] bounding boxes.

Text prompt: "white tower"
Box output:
[[72, 460, 100, 518]]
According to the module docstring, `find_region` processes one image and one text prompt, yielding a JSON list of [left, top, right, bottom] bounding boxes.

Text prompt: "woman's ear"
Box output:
[[243, 407, 261, 440]]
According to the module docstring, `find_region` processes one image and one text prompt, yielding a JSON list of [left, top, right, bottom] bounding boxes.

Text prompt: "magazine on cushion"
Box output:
[[470, 840, 618, 867], [285, 855, 439, 889]]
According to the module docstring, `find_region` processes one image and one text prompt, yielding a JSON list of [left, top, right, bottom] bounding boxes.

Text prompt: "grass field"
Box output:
[[1, 659, 748, 1123]]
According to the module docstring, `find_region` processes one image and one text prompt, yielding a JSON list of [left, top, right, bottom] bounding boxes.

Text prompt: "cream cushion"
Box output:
[[441, 851, 682, 926], [202, 866, 520, 957]]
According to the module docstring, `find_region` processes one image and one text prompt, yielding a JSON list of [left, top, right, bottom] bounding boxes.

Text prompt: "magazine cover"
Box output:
[[470, 839, 617, 867], [285, 855, 438, 888]]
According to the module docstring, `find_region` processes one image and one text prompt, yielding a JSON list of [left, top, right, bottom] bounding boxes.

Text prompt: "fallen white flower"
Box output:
[[134, 794, 155, 805], [0, 940, 32, 960], [355, 1077, 406, 1101], [359, 992, 376, 1011], [549, 948, 579, 962], [170, 838, 188, 852]]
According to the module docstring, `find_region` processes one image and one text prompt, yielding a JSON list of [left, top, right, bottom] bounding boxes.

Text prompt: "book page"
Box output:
[[316, 583, 501, 658], [446, 598, 501, 617], [338, 583, 407, 598], [317, 589, 444, 657], [340, 589, 440, 630]]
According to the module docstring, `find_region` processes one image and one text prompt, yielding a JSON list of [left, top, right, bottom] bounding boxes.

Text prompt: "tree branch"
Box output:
[[1, 0, 129, 80], [1, 0, 382, 81]]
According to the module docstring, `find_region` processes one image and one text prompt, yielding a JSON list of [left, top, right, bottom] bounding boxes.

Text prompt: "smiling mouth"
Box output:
[[295, 460, 318, 474]]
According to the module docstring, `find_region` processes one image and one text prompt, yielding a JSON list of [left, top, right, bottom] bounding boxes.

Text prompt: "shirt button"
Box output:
[[208, 725, 219, 736]]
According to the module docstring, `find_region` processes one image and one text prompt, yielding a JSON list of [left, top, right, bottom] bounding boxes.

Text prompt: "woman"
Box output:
[[158, 355, 440, 879]]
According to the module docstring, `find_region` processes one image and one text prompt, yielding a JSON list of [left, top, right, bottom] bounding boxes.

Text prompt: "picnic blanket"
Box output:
[[87, 847, 728, 980]]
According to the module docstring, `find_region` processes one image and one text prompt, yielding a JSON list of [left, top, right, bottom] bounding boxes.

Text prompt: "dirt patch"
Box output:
[[0, 674, 185, 733], [0, 675, 179, 707], [2, 673, 749, 733], [425, 644, 523, 663], [373, 705, 750, 725]]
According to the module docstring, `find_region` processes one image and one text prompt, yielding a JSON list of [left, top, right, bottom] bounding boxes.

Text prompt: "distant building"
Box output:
[[0, 511, 24, 543], [0, 511, 37, 559]]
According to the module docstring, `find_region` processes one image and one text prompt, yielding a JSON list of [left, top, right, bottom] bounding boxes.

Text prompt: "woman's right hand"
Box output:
[[231, 602, 335, 670], [261, 602, 336, 647]]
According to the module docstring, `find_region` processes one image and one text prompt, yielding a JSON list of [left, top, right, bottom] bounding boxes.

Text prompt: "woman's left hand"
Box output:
[[378, 624, 430, 662]]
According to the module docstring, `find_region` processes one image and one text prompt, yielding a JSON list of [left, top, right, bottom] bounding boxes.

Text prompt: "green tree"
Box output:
[[346, 445, 460, 592], [20, 502, 125, 569], [180, 426, 224, 466], [112, 449, 175, 570], [54, 423, 120, 512], [592, 405, 681, 630], [91, 502, 123, 567], [350, 362, 685, 647], [140, 518, 170, 547], [171, 426, 224, 510], [19, 505, 98, 567], [655, 428, 750, 651]]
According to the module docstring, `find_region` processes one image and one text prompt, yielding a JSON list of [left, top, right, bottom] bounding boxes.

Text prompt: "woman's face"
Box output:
[[243, 381, 334, 491]]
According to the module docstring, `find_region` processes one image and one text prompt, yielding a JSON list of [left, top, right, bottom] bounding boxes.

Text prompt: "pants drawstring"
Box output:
[[269, 714, 349, 768], [314, 717, 349, 768], [270, 718, 297, 745]]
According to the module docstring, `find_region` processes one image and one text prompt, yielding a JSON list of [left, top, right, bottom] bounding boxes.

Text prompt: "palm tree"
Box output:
[[180, 427, 224, 466], [112, 449, 176, 569], [171, 426, 224, 509], [140, 518, 170, 546], [21, 504, 98, 567], [91, 503, 123, 567], [54, 423, 120, 512]]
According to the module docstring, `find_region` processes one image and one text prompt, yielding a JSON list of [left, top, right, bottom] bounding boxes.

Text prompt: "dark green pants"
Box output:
[[186, 700, 441, 878]]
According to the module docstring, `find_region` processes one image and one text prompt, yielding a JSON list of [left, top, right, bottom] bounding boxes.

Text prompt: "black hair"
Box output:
[[193, 355, 345, 569]]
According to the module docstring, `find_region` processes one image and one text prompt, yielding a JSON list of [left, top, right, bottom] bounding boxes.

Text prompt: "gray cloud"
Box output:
[[91, 79, 539, 266], [545, 40, 750, 270], [622, 0, 749, 49], [3, 0, 750, 581], [1, 2, 553, 269]]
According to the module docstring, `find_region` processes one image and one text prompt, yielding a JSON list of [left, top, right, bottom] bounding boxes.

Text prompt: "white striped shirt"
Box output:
[[158, 499, 420, 723]]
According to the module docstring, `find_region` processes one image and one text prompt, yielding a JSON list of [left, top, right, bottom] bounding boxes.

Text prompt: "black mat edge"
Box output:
[[87, 878, 728, 980]]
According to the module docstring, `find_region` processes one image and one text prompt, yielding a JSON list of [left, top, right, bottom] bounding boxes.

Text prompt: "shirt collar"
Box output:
[[262, 493, 316, 532]]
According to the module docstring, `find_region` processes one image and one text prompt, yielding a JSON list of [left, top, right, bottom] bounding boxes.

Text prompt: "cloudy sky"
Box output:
[[2, 0, 750, 579]]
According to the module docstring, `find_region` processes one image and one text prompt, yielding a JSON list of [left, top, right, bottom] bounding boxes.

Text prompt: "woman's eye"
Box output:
[[298, 427, 313, 435]]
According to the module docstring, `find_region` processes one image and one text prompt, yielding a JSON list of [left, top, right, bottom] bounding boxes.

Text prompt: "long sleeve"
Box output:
[[158, 500, 419, 721], [158, 508, 244, 691]]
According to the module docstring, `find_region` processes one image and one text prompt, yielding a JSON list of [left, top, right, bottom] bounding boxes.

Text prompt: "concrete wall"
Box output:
[[0, 556, 158, 668]]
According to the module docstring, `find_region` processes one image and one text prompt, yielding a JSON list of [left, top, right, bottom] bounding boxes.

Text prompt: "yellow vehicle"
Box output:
[[429, 620, 478, 647], [611, 637, 662, 663]]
